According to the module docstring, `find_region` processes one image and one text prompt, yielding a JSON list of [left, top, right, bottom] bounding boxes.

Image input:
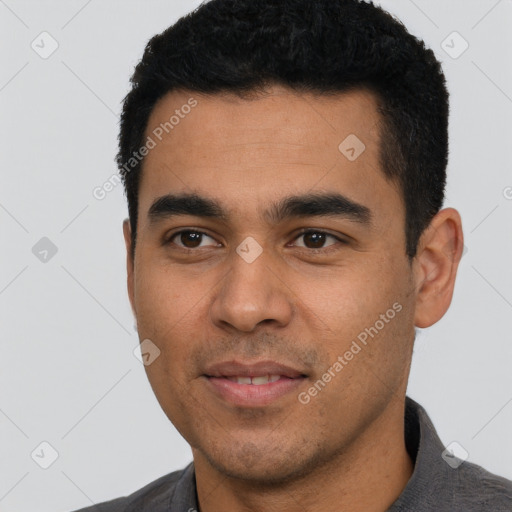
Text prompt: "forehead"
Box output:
[[138, 85, 403, 226]]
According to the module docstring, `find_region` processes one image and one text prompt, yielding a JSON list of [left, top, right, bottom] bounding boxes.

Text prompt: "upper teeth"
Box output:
[[227, 375, 281, 385]]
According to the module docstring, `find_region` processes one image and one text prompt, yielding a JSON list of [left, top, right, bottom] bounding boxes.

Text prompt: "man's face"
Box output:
[[125, 85, 418, 483]]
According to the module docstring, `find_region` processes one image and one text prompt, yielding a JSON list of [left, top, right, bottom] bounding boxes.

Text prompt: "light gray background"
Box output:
[[1, 0, 511, 510]]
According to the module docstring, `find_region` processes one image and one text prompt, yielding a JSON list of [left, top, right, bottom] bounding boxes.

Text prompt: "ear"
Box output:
[[123, 219, 136, 318], [413, 208, 464, 328]]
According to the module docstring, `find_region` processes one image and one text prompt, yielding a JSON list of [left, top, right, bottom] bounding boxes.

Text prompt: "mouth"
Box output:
[[222, 374, 285, 385], [202, 360, 308, 407]]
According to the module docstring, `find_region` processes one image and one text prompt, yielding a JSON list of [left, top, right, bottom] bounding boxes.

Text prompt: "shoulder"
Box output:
[[452, 459, 512, 510], [398, 397, 512, 511], [69, 466, 187, 512]]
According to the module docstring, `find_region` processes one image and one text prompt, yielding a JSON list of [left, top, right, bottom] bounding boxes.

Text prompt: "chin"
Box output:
[[200, 440, 323, 486]]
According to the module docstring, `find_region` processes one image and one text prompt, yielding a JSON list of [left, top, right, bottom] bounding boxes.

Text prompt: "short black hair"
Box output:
[[118, 0, 449, 260]]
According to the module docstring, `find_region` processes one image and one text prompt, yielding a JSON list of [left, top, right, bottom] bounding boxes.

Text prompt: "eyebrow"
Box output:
[[147, 192, 372, 227]]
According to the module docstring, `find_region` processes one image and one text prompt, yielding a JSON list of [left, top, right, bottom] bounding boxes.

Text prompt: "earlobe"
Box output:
[[413, 208, 464, 328]]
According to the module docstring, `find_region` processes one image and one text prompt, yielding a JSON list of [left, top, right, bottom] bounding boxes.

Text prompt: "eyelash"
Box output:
[[165, 228, 347, 255]]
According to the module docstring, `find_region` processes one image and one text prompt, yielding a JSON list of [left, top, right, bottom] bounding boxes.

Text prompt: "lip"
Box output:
[[203, 359, 307, 407], [204, 359, 306, 378]]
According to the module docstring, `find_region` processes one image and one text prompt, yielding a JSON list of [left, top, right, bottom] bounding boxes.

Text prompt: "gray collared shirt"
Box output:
[[72, 396, 512, 511]]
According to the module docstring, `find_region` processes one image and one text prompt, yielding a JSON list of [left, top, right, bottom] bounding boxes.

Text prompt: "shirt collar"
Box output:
[[169, 460, 198, 511], [387, 396, 455, 510]]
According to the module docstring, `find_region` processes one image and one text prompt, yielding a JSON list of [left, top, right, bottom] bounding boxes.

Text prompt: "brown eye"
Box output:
[[168, 230, 218, 249], [293, 230, 340, 250]]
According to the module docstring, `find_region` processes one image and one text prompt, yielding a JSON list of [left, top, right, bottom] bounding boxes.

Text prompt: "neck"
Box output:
[[193, 398, 414, 512]]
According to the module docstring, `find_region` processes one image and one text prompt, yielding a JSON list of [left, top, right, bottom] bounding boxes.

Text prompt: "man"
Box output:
[[74, 0, 512, 510]]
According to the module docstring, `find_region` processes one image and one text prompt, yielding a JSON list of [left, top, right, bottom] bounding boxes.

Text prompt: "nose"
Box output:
[[209, 244, 294, 333]]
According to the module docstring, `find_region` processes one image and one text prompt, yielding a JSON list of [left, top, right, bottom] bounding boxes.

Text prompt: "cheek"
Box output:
[[302, 259, 411, 363], [133, 261, 200, 337], [305, 268, 394, 330], [132, 270, 200, 395], [134, 267, 199, 421]]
